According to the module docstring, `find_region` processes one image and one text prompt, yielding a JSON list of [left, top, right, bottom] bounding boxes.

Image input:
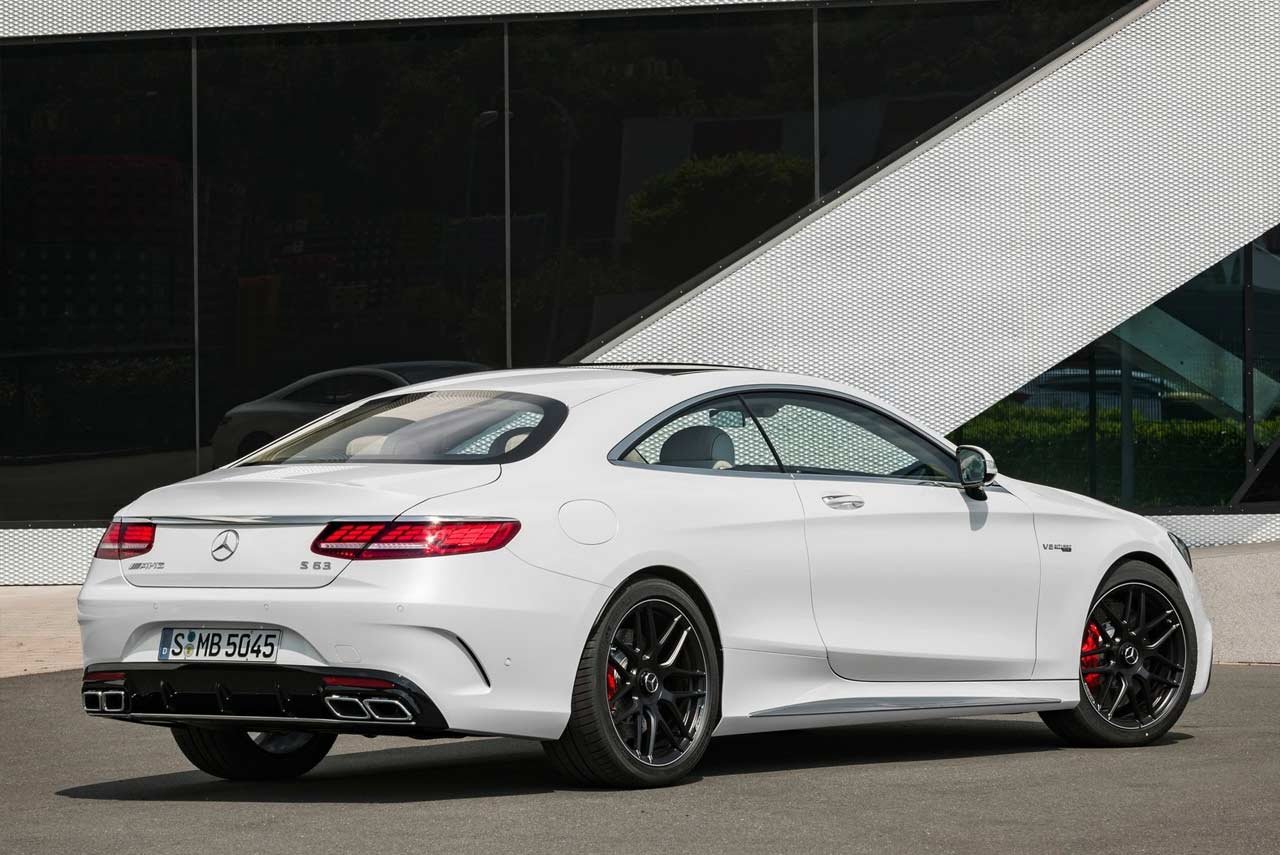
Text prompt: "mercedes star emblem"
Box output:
[[210, 529, 240, 562]]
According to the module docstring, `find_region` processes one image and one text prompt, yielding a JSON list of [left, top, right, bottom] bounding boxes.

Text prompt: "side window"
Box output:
[[625, 396, 780, 472], [742, 392, 957, 481]]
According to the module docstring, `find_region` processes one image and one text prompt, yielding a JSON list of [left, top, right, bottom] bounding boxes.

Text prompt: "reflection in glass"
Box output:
[[1242, 227, 1280, 503], [0, 40, 194, 520], [1252, 227, 1280, 452], [209, 361, 488, 465], [818, 0, 1131, 192], [509, 12, 815, 364], [196, 27, 505, 471], [953, 252, 1246, 509]]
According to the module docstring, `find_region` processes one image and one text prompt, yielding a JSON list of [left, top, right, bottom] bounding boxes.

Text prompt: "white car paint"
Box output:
[[78, 366, 1212, 742]]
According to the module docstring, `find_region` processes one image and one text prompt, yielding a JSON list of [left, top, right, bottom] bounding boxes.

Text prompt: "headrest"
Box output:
[[345, 434, 388, 457], [659, 426, 735, 469], [488, 427, 532, 455]]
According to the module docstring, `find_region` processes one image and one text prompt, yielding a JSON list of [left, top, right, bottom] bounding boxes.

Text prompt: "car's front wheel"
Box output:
[[544, 577, 720, 787], [1040, 560, 1197, 747], [172, 726, 336, 780]]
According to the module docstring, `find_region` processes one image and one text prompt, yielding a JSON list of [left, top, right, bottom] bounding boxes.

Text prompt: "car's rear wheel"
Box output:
[[1040, 560, 1196, 747], [171, 726, 336, 780], [543, 577, 719, 788]]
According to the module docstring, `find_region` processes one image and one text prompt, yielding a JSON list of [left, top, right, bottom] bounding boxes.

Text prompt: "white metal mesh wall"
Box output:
[[1152, 515, 1280, 549], [0, 528, 103, 585], [592, 0, 1280, 435], [0, 0, 814, 39]]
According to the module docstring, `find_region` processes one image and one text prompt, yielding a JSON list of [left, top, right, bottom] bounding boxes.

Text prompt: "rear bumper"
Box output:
[[78, 549, 611, 739], [82, 663, 452, 737]]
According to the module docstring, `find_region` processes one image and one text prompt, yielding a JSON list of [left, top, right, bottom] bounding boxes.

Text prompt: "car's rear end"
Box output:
[[76, 376, 639, 762]]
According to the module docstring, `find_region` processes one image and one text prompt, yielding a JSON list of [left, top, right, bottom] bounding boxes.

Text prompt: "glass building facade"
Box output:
[[12, 0, 1243, 531], [951, 226, 1280, 513]]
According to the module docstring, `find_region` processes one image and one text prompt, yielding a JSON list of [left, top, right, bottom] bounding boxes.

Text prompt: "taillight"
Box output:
[[309, 522, 388, 560], [311, 520, 520, 560], [94, 522, 156, 560]]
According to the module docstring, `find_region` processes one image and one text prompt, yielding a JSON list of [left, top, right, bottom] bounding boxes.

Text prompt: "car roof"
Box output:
[[398, 366, 685, 406], [402, 364, 895, 413]]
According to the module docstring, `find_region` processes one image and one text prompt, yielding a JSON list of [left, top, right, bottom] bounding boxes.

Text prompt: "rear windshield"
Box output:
[[240, 390, 567, 465]]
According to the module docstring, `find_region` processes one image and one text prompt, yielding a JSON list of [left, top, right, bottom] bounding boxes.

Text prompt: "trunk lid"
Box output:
[[118, 463, 499, 588]]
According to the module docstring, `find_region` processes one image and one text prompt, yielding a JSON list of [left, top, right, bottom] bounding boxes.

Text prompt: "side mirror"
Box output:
[[956, 445, 998, 497]]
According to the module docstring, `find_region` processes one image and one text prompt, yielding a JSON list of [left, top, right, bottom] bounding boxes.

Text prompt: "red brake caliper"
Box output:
[[1081, 622, 1104, 693], [606, 663, 621, 702]]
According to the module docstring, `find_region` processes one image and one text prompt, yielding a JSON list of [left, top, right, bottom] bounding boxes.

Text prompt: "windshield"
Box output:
[[240, 390, 567, 465]]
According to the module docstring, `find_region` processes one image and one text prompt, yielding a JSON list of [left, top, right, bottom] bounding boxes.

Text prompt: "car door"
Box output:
[[608, 394, 822, 657], [741, 390, 1041, 682]]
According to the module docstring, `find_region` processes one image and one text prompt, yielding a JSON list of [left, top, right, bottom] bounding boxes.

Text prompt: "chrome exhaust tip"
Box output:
[[363, 698, 412, 721], [83, 691, 102, 712], [324, 695, 371, 720], [101, 690, 126, 713]]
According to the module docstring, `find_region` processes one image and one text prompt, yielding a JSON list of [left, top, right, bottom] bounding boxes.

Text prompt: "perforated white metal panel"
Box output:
[[0, 0, 813, 39], [1152, 515, 1280, 549], [592, 0, 1280, 435], [0, 528, 102, 586]]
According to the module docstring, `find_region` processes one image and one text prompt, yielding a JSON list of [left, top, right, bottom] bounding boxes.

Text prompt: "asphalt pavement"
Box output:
[[3, 666, 1277, 854]]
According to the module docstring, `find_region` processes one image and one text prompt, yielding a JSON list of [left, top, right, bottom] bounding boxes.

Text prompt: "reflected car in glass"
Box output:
[[209, 361, 489, 464], [79, 366, 1212, 787]]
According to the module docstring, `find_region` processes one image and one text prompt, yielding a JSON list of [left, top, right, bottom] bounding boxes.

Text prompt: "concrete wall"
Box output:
[[1191, 543, 1280, 665]]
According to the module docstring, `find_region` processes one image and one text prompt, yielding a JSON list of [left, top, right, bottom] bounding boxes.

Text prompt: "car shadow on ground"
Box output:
[[57, 718, 1190, 804]]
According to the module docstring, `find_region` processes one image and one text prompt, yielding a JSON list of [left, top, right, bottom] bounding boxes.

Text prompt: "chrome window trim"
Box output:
[[608, 458, 792, 481], [608, 383, 965, 487]]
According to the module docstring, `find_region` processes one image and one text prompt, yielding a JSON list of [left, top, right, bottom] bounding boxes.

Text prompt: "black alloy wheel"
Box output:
[[605, 598, 711, 767], [1041, 560, 1197, 746], [544, 577, 720, 787], [1079, 581, 1187, 729]]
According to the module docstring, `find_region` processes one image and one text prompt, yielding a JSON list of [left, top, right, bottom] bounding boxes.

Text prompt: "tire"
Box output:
[[543, 576, 720, 788], [171, 727, 336, 780], [1040, 560, 1197, 747]]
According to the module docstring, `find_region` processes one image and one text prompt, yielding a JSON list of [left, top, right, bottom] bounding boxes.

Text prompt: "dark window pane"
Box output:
[[1, 40, 194, 521], [952, 252, 1246, 509], [197, 27, 505, 467], [509, 11, 815, 364], [1252, 226, 1280, 454], [1243, 226, 1280, 503], [951, 350, 1097, 498], [818, 0, 1131, 192]]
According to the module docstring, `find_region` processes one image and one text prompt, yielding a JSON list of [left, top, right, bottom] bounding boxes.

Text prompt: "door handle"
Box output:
[[822, 494, 865, 510]]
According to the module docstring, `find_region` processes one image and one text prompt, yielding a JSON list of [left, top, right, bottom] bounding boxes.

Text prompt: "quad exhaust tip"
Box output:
[[324, 695, 371, 720], [323, 694, 413, 722], [363, 698, 412, 721], [83, 690, 126, 713]]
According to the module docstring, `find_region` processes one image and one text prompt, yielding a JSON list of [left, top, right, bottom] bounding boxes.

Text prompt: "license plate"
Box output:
[[158, 628, 280, 662]]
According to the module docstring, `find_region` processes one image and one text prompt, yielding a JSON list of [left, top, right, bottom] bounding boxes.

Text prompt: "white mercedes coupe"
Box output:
[[78, 365, 1212, 787]]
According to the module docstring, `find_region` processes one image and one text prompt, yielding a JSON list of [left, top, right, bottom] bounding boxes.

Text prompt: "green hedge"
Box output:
[[950, 402, 1269, 508]]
